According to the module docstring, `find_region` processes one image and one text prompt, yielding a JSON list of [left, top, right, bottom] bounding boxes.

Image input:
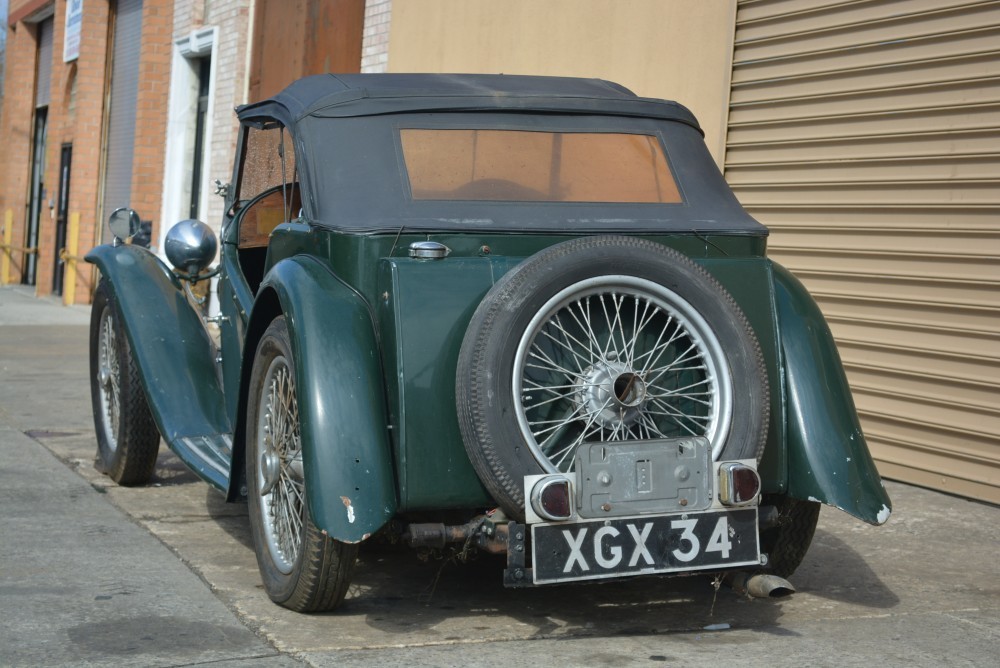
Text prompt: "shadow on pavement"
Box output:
[[204, 486, 255, 551], [190, 474, 896, 641], [790, 528, 899, 609], [341, 543, 785, 638], [150, 447, 203, 487]]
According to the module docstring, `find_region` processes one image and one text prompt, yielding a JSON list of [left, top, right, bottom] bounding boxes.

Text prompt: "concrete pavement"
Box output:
[[0, 283, 997, 667], [0, 286, 298, 667]]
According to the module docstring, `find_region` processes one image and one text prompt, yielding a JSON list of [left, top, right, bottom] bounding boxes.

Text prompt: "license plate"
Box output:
[[531, 508, 759, 584]]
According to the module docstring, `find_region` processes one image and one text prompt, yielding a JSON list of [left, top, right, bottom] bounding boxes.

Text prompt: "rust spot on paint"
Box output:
[[341, 496, 356, 523]]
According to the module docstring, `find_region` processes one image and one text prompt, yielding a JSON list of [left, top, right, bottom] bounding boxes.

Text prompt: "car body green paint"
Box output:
[[256, 255, 398, 542], [378, 255, 513, 509], [772, 262, 892, 524], [85, 244, 232, 490]]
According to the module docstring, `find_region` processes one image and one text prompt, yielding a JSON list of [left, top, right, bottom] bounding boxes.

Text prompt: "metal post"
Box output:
[[62, 212, 81, 305], [2, 210, 11, 285]]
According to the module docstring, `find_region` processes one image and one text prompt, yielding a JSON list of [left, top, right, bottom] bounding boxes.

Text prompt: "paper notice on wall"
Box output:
[[63, 0, 83, 62]]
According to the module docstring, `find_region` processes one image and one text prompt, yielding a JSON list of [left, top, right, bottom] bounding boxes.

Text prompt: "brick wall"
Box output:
[[129, 0, 172, 236], [361, 0, 391, 73], [1, 0, 109, 297], [3, 0, 367, 299], [204, 1, 250, 232], [0, 5, 40, 283], [62, 0, 110, 301], [1, 0, 177, 303], [0, 2, 7, 103]]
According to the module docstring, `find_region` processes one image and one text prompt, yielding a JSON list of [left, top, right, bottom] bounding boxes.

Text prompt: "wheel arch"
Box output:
[[771, 261, 892, 525], [239, 255, 397, 543], [90, 279, 161, 485], [85, 244, 232, 489]]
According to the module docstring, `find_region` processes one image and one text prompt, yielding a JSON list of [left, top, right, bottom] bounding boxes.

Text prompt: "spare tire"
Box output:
[[456, 236, 768, 518]]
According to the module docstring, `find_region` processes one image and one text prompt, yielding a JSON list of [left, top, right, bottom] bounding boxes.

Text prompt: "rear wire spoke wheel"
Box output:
[[257, 352, 304, 574], [457, 236, 769, 518], [89, 279, 160, 485], [246, 316, 358, 612]]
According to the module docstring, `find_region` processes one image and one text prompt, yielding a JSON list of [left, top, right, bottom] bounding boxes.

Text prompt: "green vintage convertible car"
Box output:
[[87, 74, 891, 612]]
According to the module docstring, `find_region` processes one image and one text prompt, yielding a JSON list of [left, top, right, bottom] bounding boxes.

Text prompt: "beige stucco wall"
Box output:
[[385, 0, 737, 164]]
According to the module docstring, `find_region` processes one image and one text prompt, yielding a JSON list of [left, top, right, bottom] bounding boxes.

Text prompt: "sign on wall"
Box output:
[[63, 0, 83, 62]]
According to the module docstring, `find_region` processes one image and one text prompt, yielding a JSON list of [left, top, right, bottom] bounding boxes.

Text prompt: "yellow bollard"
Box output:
[[63, 212, 80, 306], [2, 210, 12, 285]]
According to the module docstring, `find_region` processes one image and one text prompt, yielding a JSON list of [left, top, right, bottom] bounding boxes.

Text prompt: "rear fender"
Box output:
[[772, 262, 892, 525], [249, 256, 396, 543], [85, 244, 233, 489]]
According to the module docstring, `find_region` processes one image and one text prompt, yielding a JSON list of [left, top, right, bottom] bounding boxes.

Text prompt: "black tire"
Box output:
[[246, 317, 358, 612], [89, 279, 160, 485], [760, 496, 820, 578], [456, 236, 769, 518]]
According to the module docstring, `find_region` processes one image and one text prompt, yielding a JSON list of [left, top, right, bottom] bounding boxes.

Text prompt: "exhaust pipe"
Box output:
[[725, 571, 796, 598], [403, 517, 509, 554]]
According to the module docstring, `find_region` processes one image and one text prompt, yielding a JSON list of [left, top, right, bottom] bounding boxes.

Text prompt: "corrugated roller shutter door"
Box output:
[[35, 18, 53, 108], [725, 0, 1000, 503], [101, 0, 144, 241]]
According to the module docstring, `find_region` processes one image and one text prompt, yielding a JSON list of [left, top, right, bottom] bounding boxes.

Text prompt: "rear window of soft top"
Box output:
[[400, 129, 682, 204]]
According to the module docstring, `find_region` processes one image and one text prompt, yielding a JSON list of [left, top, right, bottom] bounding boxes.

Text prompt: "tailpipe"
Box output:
[[402, 517, 509, 554], [725, 571, 796, 598]]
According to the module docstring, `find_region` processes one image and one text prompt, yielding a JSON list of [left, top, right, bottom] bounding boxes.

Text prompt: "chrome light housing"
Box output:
[[529, 475, 573, 522], [718, 462, 761, 506], [165, 219, 218, 277]]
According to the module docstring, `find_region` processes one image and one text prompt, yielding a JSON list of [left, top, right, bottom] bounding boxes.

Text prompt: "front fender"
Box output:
[[86, 244, 233, 489], [256, 256, 396, 543], [772, 262, 892, 525]]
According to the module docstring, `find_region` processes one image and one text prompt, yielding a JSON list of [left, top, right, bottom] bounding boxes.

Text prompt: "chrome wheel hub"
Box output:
[[259, 439, 281, 496], [575, 359, 649, 430]]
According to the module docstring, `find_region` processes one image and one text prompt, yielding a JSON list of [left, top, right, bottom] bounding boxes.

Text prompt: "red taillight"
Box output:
[[531, 477, 572, 521], [719, 463, 760, 506]]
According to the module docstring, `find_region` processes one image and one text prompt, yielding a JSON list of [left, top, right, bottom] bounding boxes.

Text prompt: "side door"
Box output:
[[217, 120, 300, 424]]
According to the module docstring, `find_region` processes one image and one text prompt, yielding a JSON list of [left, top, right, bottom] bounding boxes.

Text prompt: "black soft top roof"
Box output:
[[236, 73, 702, 134]]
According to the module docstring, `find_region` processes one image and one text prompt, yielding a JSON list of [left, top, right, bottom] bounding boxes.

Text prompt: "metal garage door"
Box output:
[[100, 0, 144, 241], [724, 0, 1000, 503], [34, 16, 53, 107]]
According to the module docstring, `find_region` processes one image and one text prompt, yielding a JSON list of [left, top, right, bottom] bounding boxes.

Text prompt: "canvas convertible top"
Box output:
[[233, 73, 767, 237], [236, 73, 703, 133]]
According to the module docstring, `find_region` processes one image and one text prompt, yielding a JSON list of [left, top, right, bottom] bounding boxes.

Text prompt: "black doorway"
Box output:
[[24, 107, 48, 286], [52, 144, 73, 295]]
